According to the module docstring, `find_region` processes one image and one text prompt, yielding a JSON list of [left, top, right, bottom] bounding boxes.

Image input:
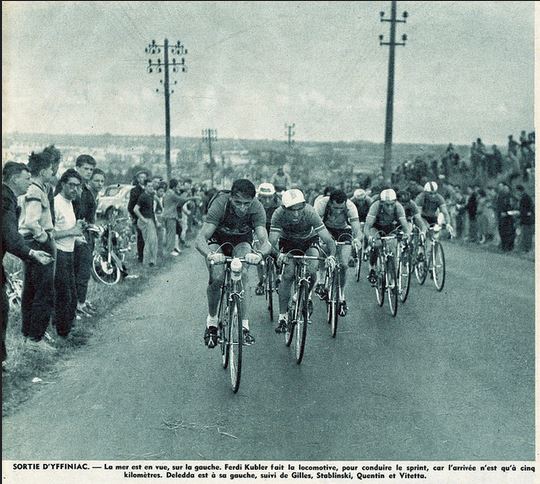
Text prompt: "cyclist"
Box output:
[[415, 181, 453, 234], [397, 190, 428, 233], [195, 179, 271, 348], [313, 189, 362, 316], [268, 188, 337, 334], [350, 188, 373, 262], [254, 183, 280, 295], [364, 188, 411, 285]]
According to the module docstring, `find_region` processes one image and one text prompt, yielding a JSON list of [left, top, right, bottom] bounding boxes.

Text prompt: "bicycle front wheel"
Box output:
[[327, 269, 339, 338], [295, 282, 309, 364], [91, 252, 121, 285], [414, 244, 428, 285], [218, 289, 229, 369], [375, 257, 385, 307], [228, 295, 243, 393], [265, 258, 275, 321], [398, 250, 411, 303], [386, 257, 398, 317], [432, 242, 446, 291]]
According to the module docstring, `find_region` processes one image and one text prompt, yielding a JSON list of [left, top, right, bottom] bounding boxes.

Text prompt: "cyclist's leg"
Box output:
[[206, 243, 225, 318], [339, 243, 351, 292], [233, 242, 253, 337], [305, 245, 320, 294], [367, 228, 381, 283]]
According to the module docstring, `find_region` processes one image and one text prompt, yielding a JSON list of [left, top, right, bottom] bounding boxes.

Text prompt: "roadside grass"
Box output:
[[2, 249, 178, 417]]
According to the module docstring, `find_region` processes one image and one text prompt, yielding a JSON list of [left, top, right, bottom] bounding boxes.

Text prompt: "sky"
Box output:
[[2, 1, 535, 145]]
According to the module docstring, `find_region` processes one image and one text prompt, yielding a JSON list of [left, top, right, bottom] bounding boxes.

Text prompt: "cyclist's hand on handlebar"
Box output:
[[325, 255, 337, 271], [245, 252, 262, 265], [353, 238, 362, 248], [277, 252, 288, 266], [207, 252, 226, 264]]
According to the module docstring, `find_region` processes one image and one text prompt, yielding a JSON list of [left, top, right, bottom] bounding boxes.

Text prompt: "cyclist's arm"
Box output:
[[318, 228, 336, 257], [398, 217, 412, 237], [268, 228, 281, 254], [253, 225, 271, 256], [439, 202, 451, 226], [195, 222, 218, 258], [412, 213, 428, 232], [350, 220, 362, 239]]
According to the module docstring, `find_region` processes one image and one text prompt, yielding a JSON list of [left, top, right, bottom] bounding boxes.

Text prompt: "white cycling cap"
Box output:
[[282, 188, 305, 208], [258, 182, 275, 196], [424, 181, 438, 192], [353, 188, 366, 199], [380, 188, 397, 202]]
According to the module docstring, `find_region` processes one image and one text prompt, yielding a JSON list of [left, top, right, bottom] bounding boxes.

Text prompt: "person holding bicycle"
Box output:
[[313, 189, 362, 316], [196, 179, 271, 348], [364, 188, 411, 286], [254, 182, 280, 296], [268, 189, 337, 334], [415, 182, 453, 235]]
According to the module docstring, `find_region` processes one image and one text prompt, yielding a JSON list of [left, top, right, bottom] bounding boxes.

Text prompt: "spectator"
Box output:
[[495, 182, 516, 252], [127, 170, 149, 264], [516, 184, 534, 252], [72, 154, 97, 317], [53, 169, 84, 338], [162, 179, 183, 256], [270, 166, 291, 193], [41, 145, 62, 224], [18, 152, 56, 350], [155, 181, 167, 257], [2, 162, 53, 365], [465, 185, 480, 242], [134, 181, 158, 267], [453, 185, 467, 239], [507, 135, 520, 174]]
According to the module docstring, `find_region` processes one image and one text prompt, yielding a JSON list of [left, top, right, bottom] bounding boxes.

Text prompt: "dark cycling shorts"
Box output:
[[208, 232, 253, 257], [422, 215, 438, 226], [327, 227, 353, 244], [279, 237, 319, 254], [373, 223, 397, 236]]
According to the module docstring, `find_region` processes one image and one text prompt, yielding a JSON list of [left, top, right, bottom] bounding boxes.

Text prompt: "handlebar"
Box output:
[[209, 256, 264, 266]]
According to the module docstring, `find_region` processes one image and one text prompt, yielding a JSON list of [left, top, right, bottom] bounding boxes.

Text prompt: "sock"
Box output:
[[206, 314, 218, 328], [279, 313, 288, 322], [242, 319, 249, 330]]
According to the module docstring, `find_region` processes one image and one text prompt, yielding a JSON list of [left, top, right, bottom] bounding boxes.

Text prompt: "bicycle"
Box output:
[[414, 224, 448, 291], [6, 270, 23, 312], [395, 231, 412, 303], [263, 254, 278, 321], [371, 231, 399, 317], [89, 218, 129, 286], [279, 250, 324, 364], [321, 234, 351, 338], [211, 250, 263, 393]]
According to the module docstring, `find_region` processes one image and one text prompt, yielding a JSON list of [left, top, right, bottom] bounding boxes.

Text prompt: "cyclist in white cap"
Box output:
[[268, 188, 337, 334], [415, 181, 452, 231], [350, 188, 373, 261], [364, 188, 410, 285], [254, 183, 280, 295]]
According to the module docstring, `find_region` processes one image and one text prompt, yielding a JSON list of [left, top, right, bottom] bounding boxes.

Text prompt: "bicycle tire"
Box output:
[[355, 246, 362, 282], [218, 288, 229, 369], [295, 282, 309, 364], [398, 249, 412, 303], [328, 268, 339, 338], [386, 257, 398, 317], [414, 244, 428, 285], [432, 242, 446, 291], [229, 294, 243, 393], [375, 256, 385, 307], [266, 258, 275, 321], [91, 252, 121, 285]]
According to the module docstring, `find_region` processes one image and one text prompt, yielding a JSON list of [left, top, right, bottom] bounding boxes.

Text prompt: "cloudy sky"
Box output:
[[2, 1, 535, 145]]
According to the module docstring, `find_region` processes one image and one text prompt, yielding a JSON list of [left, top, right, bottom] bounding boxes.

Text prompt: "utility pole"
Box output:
[[285, 123, 296, 150], [379, 1, 408, 181], [146, 38, 188, 180], [202, 129, 218, 188]]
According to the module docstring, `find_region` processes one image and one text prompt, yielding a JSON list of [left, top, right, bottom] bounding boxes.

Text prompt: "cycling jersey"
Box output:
[[270, 204, 325, 241], [415, 192, 446, 218], [352, 197, 372, 222], [313, 196, 359, 230], [365, 200, 407, 234], [205, 193, 266, 245]]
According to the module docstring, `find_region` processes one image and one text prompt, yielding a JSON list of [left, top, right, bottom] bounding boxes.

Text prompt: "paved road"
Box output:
[[2, 243, 534, 461]]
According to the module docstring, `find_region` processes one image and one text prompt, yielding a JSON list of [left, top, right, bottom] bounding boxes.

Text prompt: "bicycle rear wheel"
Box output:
[[295, 282, 309, 364], [375, 257, 385, 307], [398, 250, 411, 303], [91, 252, 121, 285], [228, 295, 243, 393], [386, 257, 398, 317], [432, 242, 446, 291], [414, 244, 428, 285]]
